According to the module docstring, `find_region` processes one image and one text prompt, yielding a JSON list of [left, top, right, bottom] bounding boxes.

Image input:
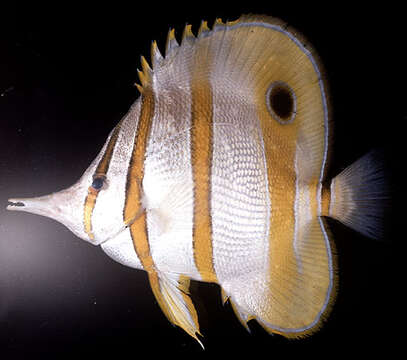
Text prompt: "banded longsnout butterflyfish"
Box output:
[[7, 15, 388, 346]]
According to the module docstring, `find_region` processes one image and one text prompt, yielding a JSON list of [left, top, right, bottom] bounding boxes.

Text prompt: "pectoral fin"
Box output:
[[147, 271, 202, 347]]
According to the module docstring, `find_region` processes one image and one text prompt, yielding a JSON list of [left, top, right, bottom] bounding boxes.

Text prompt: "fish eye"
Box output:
[[266, 81, 296, 124], [91, 176, 105, 191]]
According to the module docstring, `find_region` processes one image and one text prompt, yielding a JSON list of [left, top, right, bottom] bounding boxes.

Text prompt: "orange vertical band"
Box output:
[[191, 78, 217, 283], [83, 120, 122, 240], [124, 88, 155, 271]]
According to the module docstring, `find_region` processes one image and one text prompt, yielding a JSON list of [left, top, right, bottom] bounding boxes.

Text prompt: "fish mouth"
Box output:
[[7, 198, 28, 210]]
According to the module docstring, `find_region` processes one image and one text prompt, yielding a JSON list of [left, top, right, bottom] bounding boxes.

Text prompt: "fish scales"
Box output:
[[7, 14, 388, 346]]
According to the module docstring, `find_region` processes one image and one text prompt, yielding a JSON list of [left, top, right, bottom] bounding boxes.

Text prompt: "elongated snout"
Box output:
[[7, 184, 91, 243], [7, 194, 61, 219]]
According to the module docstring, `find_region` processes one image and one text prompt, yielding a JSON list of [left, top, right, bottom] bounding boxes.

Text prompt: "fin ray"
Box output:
[[328, 150, 389, 239], [147, 272, 202, 347], [226, 217, 337, 338]]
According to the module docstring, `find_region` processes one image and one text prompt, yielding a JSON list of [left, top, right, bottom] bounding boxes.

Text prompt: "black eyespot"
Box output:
[[266, 81, 296, 124], [91, 176, 105, 191]]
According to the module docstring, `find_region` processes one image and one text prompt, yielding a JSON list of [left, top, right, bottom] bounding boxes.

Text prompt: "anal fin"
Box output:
[[224, 217, 337, 338], [221, 288, 253, 333], [147, 271, 203, 347]]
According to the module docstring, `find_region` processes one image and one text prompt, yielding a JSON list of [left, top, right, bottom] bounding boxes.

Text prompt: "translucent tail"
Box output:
[[328, 150, 389, 239]]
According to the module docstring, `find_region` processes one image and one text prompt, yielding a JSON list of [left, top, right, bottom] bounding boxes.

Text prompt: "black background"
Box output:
[[0, 2, 402, 357]]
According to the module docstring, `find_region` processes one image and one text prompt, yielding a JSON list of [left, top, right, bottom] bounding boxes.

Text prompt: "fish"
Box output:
[[6, 14, 387, 346]]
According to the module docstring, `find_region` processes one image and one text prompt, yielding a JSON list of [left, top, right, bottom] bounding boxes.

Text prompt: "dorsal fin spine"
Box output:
[[197, 20, 209, 38], [150, 40, 163, 69], [136, 55, 153, 91], [214, 17, 224, 27], [165, 28, 178, 56], [182, 24, 194, 42], [137, 16, 251, 92], [137, 69, 147, 87], [141, 56, 152, 74], [135, 83, 144, 94], [137, 15, 301, 95]]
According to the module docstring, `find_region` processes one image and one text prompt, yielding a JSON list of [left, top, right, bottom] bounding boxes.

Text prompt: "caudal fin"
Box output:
[[328, 150, 389, 239]]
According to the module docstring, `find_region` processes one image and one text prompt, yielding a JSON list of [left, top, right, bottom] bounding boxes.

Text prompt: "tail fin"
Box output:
[[328, 150, 389, 239]]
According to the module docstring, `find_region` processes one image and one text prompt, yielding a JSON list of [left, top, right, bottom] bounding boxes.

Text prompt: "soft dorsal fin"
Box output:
[[136, 14, 329, 183]]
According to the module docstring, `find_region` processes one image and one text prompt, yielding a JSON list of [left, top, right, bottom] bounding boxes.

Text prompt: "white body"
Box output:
[[7, 15, 387, 345]]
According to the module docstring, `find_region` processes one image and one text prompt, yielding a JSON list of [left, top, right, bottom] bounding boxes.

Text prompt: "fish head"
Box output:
[[7, 113, 141, 246]]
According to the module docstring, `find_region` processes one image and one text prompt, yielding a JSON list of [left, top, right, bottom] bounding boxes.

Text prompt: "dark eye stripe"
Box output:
[[91, 177, 105, 190], [95, 122, 123, 176], [83, 120, 123, 240]]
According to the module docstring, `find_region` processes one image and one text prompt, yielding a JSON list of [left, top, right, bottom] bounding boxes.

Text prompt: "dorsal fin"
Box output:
[[135, 14, 329, 184]]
